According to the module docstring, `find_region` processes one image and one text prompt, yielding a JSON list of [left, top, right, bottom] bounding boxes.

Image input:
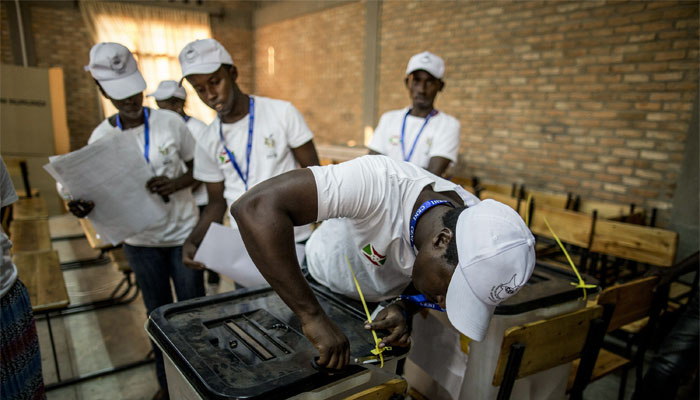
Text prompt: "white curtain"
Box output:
[[81, 1, 216, 123]]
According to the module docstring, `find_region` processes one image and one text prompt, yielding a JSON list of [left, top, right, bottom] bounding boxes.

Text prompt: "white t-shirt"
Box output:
[[89, 108, 198, 246], [193, 95, 314, 240], [0, 157, 19, 299], [185, 116, 209, 207], [368, 108, 460, 169], [306, 155, 479, 301]]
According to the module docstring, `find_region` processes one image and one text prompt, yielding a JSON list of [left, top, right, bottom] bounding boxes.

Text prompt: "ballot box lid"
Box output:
[[147, 283, 408, 400], [494, 262, 599, 315]]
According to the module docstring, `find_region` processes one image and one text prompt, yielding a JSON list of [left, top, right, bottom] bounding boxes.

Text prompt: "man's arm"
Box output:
[[291, 140, 321, 168], [182, 181, 227, 270], [231, 168, 350, 369], [426, 156, 451, 177]]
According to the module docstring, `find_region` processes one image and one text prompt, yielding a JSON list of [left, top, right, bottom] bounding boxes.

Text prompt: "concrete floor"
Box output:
[[35, 214, 684, 400]]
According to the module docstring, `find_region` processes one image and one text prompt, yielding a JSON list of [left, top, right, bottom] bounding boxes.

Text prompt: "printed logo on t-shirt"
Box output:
[[218, 150, 231, 164], [158, 144, 169, 156], [388, 135, 401, 146], [264, 134, 277, 159], [361, 243, 386, 266]]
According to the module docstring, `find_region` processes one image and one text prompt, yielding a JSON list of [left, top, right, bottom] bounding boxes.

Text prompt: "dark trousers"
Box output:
[[123, 244, 205, 391], [633, 292, 699, 400]]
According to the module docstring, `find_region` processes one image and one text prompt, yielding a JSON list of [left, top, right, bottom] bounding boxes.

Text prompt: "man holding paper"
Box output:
[[66, 42, 204, 400], [231, 155, 536, 371], [176, 38, 320, 272]]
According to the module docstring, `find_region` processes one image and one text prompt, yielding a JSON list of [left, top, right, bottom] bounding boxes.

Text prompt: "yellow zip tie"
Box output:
[[542, 217, 597, 300], [345, 255, 390, 368], [524, 194, 533, 226]]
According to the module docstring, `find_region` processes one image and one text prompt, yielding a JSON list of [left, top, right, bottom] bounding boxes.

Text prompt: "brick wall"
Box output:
[[1, 2, 13, 64], [254, 2, 366, 146], [378, 0, 698, 224], [211, 18, 253, 94], [30, 6, 103, 151]]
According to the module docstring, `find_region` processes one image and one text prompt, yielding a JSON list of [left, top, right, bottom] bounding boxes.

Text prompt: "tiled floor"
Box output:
[[35, 214, 689, 400]]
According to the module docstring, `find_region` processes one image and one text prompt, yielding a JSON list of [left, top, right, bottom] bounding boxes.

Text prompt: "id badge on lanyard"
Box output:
[[219, 97, 255, 191], [400, 108, 438, 162]]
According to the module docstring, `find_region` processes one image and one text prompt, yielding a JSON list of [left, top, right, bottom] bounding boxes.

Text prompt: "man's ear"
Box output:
[[404, 76, 410, 88], [432, 227, 454, 249], [228, 65, 239, 83], [438, 79, 445, 92], [435, 294, 446, 310]]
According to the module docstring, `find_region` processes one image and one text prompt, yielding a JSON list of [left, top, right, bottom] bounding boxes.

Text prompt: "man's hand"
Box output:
[[182, 241, 206, 270], [146, 176, 178, 197], [365, 303, 411, 348], [302, 314, 350, 370], [67, 199, 94, 218]]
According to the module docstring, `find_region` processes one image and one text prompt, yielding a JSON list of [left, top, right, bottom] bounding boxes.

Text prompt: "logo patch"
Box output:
[[361, 244, 386, 266], [388, 135, 401, 146], [158, 145, 169, 156], [219, 150, 231, 164]]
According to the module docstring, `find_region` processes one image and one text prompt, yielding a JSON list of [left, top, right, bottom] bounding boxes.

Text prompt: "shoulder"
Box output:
[[186, 117, 208, 137], [380, 108, 409, 120], [149, 108, 184, 125], [436, 111, 460, 127], [89, 119, 115, 143]]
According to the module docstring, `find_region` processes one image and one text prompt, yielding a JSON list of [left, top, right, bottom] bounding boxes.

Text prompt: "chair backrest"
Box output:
[[492, 305, 604, 386], [529, 206, 594, 248], [527, 190, 570, 209], [596, 276, 660, 332], [480, 190, 520, 213], [480, 183, 516, 196], [590, 220, 678, 267], [576, 198, 631, 220]]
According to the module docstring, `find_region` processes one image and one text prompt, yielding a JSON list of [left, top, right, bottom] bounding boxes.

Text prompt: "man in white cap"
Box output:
[[231, 155, 535, 370], [368, 51, 460, 177], [176, 38, 320, 271], [149, 80, 221, 289], [69, 42, 203, 400]]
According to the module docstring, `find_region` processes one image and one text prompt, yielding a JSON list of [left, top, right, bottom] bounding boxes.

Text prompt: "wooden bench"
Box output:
[[12, 197, 49, 220], [78, 217, 113, 251], [13, 250, 69, 312], [590, 220, 678, 268], [9, 219, 52, 253], [493, 306, 605, 400], [479, 190, 521, 215]]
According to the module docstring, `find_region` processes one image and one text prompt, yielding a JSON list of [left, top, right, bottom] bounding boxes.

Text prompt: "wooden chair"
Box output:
[[480, 190, 521, 215], [588, 219, 678, 285], [573, 197, 633, 221], [479, 182, 518, 197], [492, 306, 606, 400], [568, 276, 668, 400], [343, 378, 407, 400], [525, 189, 572, 210], [528, 205, 595, 268]]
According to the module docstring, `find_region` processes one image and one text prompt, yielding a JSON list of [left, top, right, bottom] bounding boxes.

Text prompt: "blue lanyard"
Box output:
[[409, 199, 454, 249], [401, 294, 446, 312], [116, 107, 150, 163], [400, 108, 438, 162], [183, 115, 190, 122], [219, 97, 255, 190]]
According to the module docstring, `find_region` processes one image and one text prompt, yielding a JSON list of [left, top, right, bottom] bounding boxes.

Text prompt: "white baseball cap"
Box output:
[[179, 38, 234, 79], [446, 200, 536, 341], [406, 51, 445, 80], [148, 80, 187, 101], [85, 42, 146, 100]]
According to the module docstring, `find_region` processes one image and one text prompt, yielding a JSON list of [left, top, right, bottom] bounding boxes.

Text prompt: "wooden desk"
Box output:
[[78, 218, 114, 250], [9, 219, 52, 253], [14, 250, 69, 312], [13, 197, 49, 220]]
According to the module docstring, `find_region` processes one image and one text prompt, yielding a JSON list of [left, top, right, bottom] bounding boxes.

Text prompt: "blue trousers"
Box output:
[[123, 244, 205, 391]]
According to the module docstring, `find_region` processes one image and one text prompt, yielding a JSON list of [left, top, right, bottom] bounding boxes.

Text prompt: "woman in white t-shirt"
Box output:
[[67, 43, 203, 400], [0, 158, 46, 399]]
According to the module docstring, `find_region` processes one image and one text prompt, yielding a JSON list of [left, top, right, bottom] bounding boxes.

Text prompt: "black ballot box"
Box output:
[[146, 282, 408, 400]]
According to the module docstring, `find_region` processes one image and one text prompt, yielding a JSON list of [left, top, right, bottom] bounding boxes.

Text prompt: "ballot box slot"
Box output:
[[240, 314, 292, 355], [224, 320, 275, 361]]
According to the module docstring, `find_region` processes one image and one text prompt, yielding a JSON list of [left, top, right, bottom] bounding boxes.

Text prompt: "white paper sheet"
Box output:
[[194, 222, 306, 288], [43, 133, 169, 245]]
